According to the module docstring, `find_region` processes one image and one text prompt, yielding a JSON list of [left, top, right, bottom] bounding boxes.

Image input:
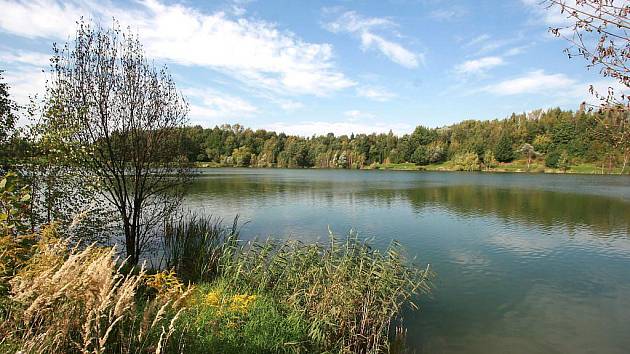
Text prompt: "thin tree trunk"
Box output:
[[527, 153, 531, 171], [620, 150, 628, 175]]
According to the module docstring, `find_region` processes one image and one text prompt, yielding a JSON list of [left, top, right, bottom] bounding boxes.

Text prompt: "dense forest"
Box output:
[[178, 107, 627, 171]]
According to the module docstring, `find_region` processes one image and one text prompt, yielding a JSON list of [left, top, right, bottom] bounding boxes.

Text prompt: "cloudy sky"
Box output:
[[0, 0, 622, 136]]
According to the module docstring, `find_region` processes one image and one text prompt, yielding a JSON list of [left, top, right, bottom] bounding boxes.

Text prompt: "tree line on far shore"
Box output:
[[175, 107, 627, 172]]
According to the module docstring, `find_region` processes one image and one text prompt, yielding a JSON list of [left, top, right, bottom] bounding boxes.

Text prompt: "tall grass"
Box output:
[[161, 214, 240, 283], [221, 230, 433, 353], [1, 215, 433, 353], [1, 229, 190, 354], [159, 216, 433, 353]]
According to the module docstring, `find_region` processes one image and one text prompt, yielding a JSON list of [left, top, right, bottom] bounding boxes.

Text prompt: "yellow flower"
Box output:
[[228, 294, 257, 313], [204, 291, 221, 307], [145, 270, 183, 296]]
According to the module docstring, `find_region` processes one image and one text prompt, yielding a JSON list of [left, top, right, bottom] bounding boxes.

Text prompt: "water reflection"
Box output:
[[183, 169, 630, 354], [186, 169, 630, 238]]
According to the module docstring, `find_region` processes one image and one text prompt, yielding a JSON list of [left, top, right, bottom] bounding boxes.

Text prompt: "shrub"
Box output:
[[174, 281, 309, 353], [1, 171, 32, 238], [483, 150, 498, 169], [545, 149, 561, 168], [452, 152, 481, 171]]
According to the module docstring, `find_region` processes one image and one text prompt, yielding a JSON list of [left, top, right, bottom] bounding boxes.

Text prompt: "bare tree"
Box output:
[[547, 0, 629, 106], [44, 20, 190, 264], [546, 0, 630, 173], [518, 143, 541, 170]]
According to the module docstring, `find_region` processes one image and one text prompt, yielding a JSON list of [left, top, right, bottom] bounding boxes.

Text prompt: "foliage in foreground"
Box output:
[[0, 229, 190, 354], [161, 216, 433, 353], [222, 233, 432, 353]]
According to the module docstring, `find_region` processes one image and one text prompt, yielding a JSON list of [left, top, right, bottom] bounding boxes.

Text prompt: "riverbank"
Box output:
[[0, 212, 432, 353], [194, 160, 628, 175], [367, 160, 627, 174]]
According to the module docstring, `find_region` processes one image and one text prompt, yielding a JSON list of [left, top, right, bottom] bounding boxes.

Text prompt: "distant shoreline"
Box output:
[[193, 161, 629, 175]]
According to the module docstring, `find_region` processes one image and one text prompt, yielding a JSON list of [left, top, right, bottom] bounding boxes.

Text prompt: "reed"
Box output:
[[1, 215, 432, 353], [160, 214, 239, 283], [221, 230, 433, 353]]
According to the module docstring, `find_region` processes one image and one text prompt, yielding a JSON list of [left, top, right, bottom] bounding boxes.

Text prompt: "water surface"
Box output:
[[184, 168, 630, 354]]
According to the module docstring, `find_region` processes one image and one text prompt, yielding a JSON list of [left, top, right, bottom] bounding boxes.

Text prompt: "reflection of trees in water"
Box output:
[[186, 176, 630, 238], [400, 186, 630, 237]]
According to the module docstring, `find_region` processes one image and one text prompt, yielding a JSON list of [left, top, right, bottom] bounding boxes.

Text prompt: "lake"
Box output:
[[183, 168, 630, 354]]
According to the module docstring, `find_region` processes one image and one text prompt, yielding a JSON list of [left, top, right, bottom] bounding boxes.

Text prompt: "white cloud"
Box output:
[[267, 120, 411, 137], [324, 11, 422, 68], [521, 0, 573, 27], [429, 7, 467, 22], [464, 33, 519, 55], [482, 70, 575, 95], [504, 46, 527, 57], [0, 0, 84, 39], [0, 49, 53, 107], [356, 86, 396, 101], [563, 79, 628, 107], [183, 87, 258, 122], [0, 50, 52, 106], [344, 109, 375, 121], [279, 100, 303, 111], [0, 0, 354, 96], [0, 50, 51, 67], [455, 56, 504, 75], [2, 68, 48, 107], [480, 69, 628, 109], [467, 34, 491, 47]]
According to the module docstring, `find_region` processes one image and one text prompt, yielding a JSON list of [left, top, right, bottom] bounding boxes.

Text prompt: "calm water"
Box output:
[[184, 168, 630, 354]]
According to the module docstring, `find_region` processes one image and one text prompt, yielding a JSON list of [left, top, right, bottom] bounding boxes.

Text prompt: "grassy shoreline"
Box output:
[[1, 214, 432, 353], [194, 160, 629, 175]]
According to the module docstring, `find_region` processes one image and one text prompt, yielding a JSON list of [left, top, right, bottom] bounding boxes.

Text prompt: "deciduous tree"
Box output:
[[43, 21, 190, 264]]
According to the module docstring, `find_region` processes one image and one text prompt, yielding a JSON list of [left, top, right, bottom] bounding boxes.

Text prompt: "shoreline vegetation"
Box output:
[[194, 160, 629, 175], [0, 213, 433, 353], [177, 106, 630, 176]]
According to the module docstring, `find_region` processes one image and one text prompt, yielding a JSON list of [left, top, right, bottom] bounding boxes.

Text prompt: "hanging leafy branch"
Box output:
[[546, 0, 630, 110]]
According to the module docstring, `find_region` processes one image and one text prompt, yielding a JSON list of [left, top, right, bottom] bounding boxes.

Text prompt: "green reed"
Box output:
[[161, 214, 240, 283], [161, 215, 433, 353], [221, 230, 433, 353]]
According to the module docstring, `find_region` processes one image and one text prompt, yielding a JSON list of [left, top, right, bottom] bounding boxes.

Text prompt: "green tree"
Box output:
[[545, 149, 561, 168], [411, 146, 429, 165], [452, 152, 481, 171], [558, 150, 571, 172], [494, 134, 514, 163], [43, 21, 190, 264], [533, 134, 552, 154], [517, 143, 540, 170], [232, 146, 252, 167], [483, 150, 498, 169], [0, 71, 18, 168]]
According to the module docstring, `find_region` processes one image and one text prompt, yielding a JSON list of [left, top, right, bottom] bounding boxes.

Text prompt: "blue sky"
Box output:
[[0, 0, 623, 136]]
